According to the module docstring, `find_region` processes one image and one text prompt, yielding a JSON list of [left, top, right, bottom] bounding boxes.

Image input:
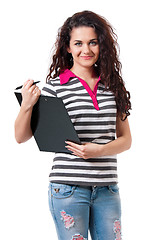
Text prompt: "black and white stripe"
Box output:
[[41, 76, 118, 186]]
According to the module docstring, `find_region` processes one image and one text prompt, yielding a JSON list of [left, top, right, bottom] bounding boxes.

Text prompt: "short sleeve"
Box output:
[[41, 80, 57, 97]]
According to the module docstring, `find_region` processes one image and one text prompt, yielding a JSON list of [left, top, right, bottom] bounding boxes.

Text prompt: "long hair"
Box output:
[[46, 10, 131, 120]]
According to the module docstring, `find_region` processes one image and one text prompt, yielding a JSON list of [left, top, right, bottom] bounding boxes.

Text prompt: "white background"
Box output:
[[0, 0, 159, 239]]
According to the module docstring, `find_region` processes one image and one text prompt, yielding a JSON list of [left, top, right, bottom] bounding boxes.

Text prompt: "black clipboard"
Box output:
[[15, 93, 81, 153]]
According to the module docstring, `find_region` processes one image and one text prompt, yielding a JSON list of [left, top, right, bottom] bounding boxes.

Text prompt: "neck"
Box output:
[[70, 66, 97, 81]]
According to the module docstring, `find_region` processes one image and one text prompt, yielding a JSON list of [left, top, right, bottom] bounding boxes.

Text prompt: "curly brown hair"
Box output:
[[46, 10, 131, 120]]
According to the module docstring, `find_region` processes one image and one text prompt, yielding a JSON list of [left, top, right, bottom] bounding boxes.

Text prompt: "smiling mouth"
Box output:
[[81, 56, 93, 60]]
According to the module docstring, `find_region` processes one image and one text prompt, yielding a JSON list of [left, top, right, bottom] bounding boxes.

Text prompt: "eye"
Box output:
[[75, 42, 82, 46], [90, 41, 98, 46]]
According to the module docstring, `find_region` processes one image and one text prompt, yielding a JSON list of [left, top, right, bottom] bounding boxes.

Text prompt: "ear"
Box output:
[[67, 46, 71, 54]]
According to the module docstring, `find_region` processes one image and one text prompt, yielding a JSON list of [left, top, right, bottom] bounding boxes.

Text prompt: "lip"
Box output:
[[81, 56, 93, 60]]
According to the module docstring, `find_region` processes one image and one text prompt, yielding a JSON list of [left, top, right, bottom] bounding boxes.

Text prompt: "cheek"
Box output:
[[95, 46, 100, 56], [94, 48, 100, 60], [73, 50, 81, 58]]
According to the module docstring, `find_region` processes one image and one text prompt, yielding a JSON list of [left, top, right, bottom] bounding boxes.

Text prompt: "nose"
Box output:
[[83, 44, 90, 54]]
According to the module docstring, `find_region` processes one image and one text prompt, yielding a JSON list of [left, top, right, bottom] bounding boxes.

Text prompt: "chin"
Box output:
[[79, 61, 96, 68]]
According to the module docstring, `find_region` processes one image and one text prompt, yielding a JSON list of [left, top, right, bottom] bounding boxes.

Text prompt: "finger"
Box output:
[[65, 141, 82, 150], [37, 89, 41, 95], [72, 151, 84, 158], [71, 152, 82, 157], [32, 86, 39, 94], [22, 80, 30, 88], [25, 79, 34, 89], [34, 88, 41, 96], [32, 86, 41, 96], [66, 146, 81, 157], [29, 84, 37, 93], [65, 145, 83, 156]]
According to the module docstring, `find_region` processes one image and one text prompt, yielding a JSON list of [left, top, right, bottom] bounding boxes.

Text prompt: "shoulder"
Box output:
[[98, 83, 115, 96], [47, 76, 61, 86], [41, 77, 60, 97]]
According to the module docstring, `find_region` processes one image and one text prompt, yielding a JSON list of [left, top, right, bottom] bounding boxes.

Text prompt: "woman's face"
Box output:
[[67, 26, 99, 70]]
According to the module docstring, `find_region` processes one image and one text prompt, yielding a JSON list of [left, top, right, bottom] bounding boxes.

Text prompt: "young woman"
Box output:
[[15, 10, 132, 240]]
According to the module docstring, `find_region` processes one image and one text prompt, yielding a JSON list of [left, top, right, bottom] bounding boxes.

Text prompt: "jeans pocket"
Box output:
[[107, 184, 119, 195], [50, 183, 77, 199]]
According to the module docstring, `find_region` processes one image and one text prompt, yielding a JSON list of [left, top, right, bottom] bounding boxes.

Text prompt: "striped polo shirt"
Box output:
[[41, 69, 118, 186]]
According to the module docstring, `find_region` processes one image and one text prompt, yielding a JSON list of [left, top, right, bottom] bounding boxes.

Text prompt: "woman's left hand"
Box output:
[[65, 141, 103, 159]]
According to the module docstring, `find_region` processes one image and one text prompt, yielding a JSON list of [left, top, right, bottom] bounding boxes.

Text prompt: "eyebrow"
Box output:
[[73, 38, 98, 42]]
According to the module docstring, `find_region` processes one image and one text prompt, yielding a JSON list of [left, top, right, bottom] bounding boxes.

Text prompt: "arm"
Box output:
[[99, 116, 132, 155], [65, 115, 132, 159], [14, 79, 41, 143]]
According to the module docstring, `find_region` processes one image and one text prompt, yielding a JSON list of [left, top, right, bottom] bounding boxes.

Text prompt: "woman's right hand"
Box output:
[[21, 79, 41, 111]]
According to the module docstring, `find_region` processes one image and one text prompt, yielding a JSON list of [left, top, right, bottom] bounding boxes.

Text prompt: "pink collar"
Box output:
[[59, 69, 101, 110], [59, 69, 100, 85]]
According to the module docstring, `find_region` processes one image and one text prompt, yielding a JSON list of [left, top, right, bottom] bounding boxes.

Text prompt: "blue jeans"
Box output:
[[48, 183, 122, 240]]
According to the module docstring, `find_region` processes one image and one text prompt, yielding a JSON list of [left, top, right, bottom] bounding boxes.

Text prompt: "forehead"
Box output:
[[70, 26, 98, 40]]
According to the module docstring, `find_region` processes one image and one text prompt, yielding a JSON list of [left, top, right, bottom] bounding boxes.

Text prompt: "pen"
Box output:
[[15, 81, 40, 90]]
